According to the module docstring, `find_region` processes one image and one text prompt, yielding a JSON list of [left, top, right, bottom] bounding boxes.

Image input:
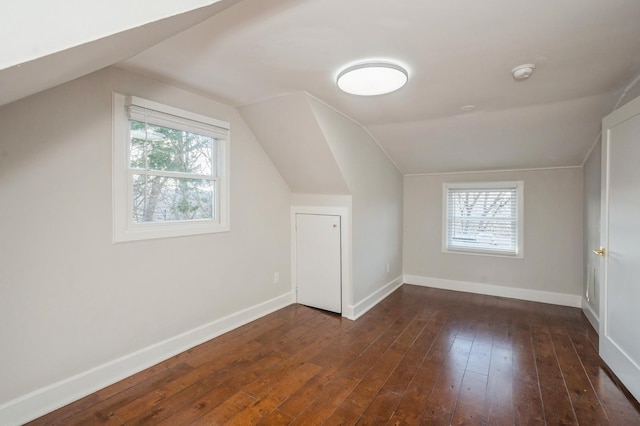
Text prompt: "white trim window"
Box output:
[[443, 181, 523, 257], [113, 94, 230, 242]]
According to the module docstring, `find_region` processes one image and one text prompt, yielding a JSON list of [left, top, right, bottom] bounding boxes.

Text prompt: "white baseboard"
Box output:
[[345, 275, 403, 320], [0, 291, 296, 426], [404, 275, 582, 308], [581, 297, 600, 333]]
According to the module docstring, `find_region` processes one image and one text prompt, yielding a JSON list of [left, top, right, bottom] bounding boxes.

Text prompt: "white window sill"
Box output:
[[442, 247, 523, 259]]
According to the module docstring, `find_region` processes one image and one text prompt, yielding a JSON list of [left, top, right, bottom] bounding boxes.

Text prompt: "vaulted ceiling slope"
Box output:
[[0, 0, 241, 107], [4, 1, 639, 174], [240, 93, 350, 194], [118, 0, 640, 174]]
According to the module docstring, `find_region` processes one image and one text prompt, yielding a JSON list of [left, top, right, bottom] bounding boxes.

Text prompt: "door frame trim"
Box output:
[[291, 206, 352, 318]]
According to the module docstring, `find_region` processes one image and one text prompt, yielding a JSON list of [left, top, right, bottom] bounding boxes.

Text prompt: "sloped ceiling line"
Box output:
[[581, 71, 640, 166], [5, 0, 640, 174], [117, 0, 640, 174], [239, 92, 350, 195], [303, 92, 402, 174], [0, 0, 241, 107]]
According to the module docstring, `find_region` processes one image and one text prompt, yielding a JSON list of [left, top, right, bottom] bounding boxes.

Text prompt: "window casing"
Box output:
[[443, 181, 523, 257], [113, 94, 230, 242]]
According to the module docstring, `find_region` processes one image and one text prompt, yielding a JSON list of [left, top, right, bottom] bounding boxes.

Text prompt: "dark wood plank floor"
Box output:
[[29, 285, 640, 425]]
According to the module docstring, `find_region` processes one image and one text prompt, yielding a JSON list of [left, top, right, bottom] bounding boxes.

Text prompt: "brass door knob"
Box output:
[[593, 247, 605, 256]]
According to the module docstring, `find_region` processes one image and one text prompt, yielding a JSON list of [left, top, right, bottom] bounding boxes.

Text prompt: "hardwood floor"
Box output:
[[29, 285, 640, 425]]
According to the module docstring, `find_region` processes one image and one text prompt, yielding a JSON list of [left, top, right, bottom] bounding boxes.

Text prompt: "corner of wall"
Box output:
[[581, 297, 600, 333], [404, 275, 582, 308], [0, 292, 295, 426], [347, 276, 403, 320]]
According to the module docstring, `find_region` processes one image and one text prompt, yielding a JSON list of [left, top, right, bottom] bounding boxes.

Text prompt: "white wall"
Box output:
[[239, 92, 403, 316], [404, 168, 584, 303], [0, 0, 224, 70], [239, 93, 350, 195], [0, 67, 291, 411], [307, 98, 404, 304], [291, 194, 352, 208], [583, 141, 601, 322], [616, 78, 640, 110], [0, 3, 239, 109]]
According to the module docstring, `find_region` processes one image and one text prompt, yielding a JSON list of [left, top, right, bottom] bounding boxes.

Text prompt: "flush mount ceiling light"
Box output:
[[511, 63, 536, 81], [337, 61, 408, 96]]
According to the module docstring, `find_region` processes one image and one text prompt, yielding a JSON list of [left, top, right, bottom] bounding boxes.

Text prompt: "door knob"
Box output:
[[593, 247, 606, 256]]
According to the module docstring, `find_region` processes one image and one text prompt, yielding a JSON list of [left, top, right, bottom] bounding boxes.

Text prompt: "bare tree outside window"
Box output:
[[129, 121, 217, 223], [113, 94, 230, 242], [445, 182, 522, 256]]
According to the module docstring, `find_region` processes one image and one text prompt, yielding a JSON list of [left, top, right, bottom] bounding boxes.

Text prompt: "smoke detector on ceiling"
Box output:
[[511, 64, 536, 80]]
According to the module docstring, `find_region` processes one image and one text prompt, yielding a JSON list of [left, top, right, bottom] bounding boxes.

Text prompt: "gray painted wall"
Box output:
[[308, 98, 404, 303], [0, 67, 292, 404], [404, 168, 584, 298]]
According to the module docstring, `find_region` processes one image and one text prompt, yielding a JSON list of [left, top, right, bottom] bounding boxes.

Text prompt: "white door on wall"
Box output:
[[295, 213, 341, 313], [599, 94, 640, 402]]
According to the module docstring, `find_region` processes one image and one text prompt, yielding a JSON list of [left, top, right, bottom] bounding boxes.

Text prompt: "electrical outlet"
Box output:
[[273, 272, 279, 284], [386, 263, 390, 273]]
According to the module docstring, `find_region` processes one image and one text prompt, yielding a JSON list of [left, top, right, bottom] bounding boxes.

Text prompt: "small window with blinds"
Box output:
[[112, 94, 230, 242], [443, 181, 523, 257]]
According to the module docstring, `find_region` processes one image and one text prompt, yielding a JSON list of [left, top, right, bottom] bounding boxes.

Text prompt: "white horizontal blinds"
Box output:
[[447, 185, 518, 255]]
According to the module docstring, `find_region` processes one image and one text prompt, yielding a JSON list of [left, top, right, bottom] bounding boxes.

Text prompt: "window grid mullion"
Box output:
[[129, 168, 216, 181]]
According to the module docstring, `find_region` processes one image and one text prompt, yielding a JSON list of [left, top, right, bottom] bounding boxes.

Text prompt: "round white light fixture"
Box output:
[[460, 104, 476, 112], [337, 62, 408, 96], [511, 63, 535, 80]]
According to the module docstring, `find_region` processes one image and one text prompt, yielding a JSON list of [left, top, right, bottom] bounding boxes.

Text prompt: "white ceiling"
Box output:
[[0, 1, 241, 108], [120, 1, 640, 173]]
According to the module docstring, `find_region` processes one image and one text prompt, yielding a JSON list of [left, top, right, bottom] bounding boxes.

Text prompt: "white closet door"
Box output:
[[295, 214, 341, 313], [599, 94, 640, 402]]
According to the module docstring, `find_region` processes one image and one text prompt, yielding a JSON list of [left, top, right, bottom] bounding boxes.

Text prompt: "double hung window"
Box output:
[[113, 94, 230, 242], [443, 181, 523, 257]]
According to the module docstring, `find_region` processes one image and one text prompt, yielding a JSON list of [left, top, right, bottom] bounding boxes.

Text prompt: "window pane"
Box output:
[[133, 174, 215, 223], [129, 120, 216, 176], [447, 187, 518, 254]]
